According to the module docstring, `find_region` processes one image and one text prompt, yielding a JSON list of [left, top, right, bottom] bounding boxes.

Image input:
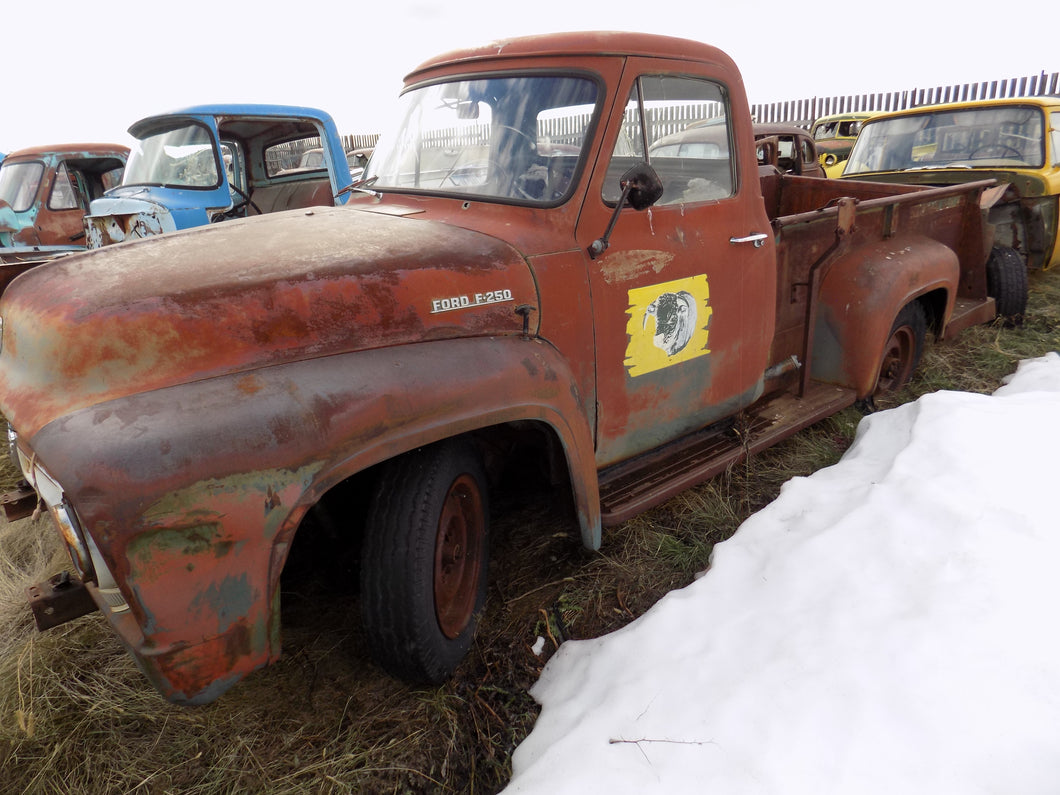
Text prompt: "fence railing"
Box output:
[[752, 70, 1060, 128]]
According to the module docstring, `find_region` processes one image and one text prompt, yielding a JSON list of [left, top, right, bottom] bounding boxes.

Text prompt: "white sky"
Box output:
[[502, 353, 1060, 794], [4, 0, 1054, 153]]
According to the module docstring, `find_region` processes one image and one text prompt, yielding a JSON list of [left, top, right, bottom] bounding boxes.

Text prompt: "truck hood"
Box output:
[[85, 187, 221, 245], [0, 205, 538, 437]]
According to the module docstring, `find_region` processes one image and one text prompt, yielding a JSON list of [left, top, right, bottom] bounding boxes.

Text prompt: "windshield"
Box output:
[[363, 74, 599, 204], [812, 119, 863, 141], [123, 122, 222, 189], [844, 105, 1046, 174]]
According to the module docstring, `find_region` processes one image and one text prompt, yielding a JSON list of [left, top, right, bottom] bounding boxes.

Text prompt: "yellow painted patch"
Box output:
[[624, 275, 712, 377]]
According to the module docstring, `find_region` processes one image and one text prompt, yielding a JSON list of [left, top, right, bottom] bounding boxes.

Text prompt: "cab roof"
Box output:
[[862, 95, 1060, 124], [405, 31, 740, 84]]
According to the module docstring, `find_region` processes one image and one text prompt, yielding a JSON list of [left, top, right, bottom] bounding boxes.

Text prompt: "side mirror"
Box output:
[[589, 163, 664, 258], [622, 162, 664, 210]]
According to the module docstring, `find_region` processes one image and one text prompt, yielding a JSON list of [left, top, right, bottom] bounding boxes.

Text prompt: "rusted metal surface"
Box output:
[[0, 207, 539, 439], [0, 32, 997, 704], [1, 483, 37, 521], [27, 571, 99, 631]]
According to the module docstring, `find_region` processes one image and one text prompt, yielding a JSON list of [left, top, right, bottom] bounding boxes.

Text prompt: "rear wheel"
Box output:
[[986, 245, 1028, 327], [360, 439, 489, 683], [875, 301, 927, 396]]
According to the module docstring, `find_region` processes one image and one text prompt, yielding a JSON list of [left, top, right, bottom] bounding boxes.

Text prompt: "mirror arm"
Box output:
[[588, 180, 636, 259]]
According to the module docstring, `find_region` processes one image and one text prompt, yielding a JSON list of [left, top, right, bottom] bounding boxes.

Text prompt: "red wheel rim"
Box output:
[[434, 474, 484, 639], [877, 324, 915, 393]]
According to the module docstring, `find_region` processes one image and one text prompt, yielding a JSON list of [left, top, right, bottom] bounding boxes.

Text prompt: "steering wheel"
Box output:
[[496, 125, 537, 152], [968, 144, 1022, 160], [225, 184, 261, 218]]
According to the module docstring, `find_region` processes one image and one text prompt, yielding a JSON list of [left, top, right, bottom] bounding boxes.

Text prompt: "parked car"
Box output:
[[840, 96, 1060, 274], [810, 111, 873, 171], [346, 147, 372, 180], [650, 120, 824, 178], [753, 123, 826, 177]]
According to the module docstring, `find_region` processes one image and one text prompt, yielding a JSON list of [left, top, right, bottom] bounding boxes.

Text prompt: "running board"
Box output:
[[598, 384, 856, 525], [944, 297, 995, 339]]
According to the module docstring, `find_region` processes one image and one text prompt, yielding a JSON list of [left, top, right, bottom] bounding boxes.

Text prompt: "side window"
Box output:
[[264, 135, 323, 177], [221, 141, 244, 192], [0, 161, 44, 212], [1052, 112, 1060, 167], [603, 75, 734, 205], [48, 162, 81, 210], [102, 166, 124, 192], [800, 137, 815, 165]]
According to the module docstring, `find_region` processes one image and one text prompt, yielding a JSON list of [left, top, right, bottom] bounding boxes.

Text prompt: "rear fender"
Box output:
[[812, 235, 959, 397]]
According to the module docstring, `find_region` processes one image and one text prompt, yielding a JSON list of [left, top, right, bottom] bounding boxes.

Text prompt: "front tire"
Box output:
[[360, 439, 489, 684], [985, 245, 1028, 326]]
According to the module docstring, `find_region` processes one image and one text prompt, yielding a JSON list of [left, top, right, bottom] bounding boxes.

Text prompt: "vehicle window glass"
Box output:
[[220, 141, 245, 193], [0, 161, 44, 212], [846, 105, 1046, 174], [125, 122, 220, 188], [1052, 112, 1060, 167], [604, 75, 734, 205], [101, 166, 123, 191], [813, 121, 837, 141], [364, 74, 599, 205], [801, 138, 815, 163], [265, 136, 324, 177], [48, 162, 80, 210]]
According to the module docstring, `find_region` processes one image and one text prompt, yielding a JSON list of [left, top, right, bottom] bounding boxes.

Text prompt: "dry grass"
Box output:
[[2, 266, 1059, 793]]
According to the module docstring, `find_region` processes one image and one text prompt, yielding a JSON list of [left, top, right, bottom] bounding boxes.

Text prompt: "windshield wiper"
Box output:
[[337, 175, 379, 198], [904, 164, 973, 171]]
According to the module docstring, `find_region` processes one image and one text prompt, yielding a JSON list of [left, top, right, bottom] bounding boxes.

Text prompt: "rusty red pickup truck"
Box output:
[[0, 32, 1017, 704]]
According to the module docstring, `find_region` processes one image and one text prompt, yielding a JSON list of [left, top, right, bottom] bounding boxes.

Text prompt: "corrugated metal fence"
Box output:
[[752, 70, 1060, 128]]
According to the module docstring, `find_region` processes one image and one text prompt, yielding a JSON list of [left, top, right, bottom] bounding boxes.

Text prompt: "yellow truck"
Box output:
[[840, 97, 1060, 276]]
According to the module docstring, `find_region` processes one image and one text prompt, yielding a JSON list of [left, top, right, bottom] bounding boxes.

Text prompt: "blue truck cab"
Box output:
[[85, 104, 354, 248]]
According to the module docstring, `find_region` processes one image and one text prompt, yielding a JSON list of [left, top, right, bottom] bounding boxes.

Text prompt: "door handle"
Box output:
[[729, 232, 769, 248]]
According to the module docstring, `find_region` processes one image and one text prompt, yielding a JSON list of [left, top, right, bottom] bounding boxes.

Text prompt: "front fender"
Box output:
[[26, 335, 597, 702], [812, 235, 959, 397]]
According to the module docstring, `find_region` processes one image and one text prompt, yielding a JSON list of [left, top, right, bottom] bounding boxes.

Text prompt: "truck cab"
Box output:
[[84, 104, 354, 248], [0, 144, 127, 268]]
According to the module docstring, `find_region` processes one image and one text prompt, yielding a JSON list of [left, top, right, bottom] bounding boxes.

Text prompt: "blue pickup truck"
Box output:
[[84, 104, 355, 247]]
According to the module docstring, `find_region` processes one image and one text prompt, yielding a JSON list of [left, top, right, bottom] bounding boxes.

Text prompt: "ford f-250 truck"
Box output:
[[1, 32, 1014, 704]]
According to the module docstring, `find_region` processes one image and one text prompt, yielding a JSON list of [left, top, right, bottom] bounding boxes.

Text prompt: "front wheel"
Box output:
[[360, 439, 489, 684]]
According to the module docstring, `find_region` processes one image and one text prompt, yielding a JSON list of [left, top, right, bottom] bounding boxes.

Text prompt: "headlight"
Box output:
[[20, 452, 128, 612]]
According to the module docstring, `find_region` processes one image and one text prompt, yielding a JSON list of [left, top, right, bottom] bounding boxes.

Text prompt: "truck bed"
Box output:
[[764, 173, 997, 376]]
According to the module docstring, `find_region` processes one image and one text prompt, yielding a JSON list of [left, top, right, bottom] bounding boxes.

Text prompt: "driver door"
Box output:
[[577, 68, 776, 467]]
